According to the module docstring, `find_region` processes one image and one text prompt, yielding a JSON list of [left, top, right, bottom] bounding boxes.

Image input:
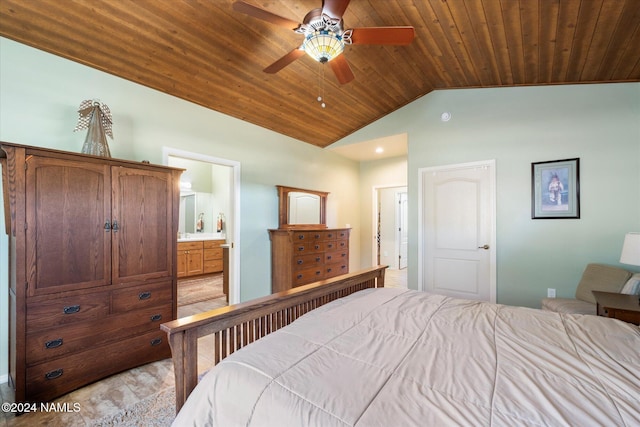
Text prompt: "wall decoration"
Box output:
[[74, 99, 113, 157], [532, 158, 580, 219]]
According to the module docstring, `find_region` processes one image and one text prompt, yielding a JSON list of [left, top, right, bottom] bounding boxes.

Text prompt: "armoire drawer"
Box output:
[[25, 329, 170, 403], [111, 281, 172, 313], [26, 304, 172, 366], [27, 291, 111, 330]]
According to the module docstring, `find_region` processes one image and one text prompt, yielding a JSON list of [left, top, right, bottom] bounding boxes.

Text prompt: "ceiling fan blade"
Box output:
[[349, 27, 415, 45], [263, 48, 306, 74], [322, 0, 351, 19], [329, 55, 354, 84], [233, 1, 301, 30]]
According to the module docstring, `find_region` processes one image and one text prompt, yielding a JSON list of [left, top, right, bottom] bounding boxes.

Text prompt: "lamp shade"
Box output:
[[620, 232, 640, 266], [303, 29, 344, 63]]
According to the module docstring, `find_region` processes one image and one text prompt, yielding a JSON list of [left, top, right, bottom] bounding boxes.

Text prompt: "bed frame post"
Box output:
[[162, 265, 388, 414]]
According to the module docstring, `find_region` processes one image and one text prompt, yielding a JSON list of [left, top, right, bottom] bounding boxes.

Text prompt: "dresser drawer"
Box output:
[[325, 250, 348, 265], [325, 262, 348, 278], [25, 329, 170, 403], [292, 267, 324, 286], [27, 292, 110, 330], [26, 304, 173, 366], [293, 253, 323, 270], [111, 281, 172, 313], [336, 239, 349, 250], [292, 242, 325, 254]]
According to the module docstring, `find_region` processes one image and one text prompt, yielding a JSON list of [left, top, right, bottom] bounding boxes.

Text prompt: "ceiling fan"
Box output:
[[233, 0, 415, 84]]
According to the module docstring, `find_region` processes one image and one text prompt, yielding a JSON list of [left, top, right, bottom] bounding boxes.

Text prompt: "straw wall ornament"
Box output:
[[74, 99, 113, 157]]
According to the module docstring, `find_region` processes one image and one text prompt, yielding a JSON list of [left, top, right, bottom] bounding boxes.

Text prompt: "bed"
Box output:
[[161, 266, 640, 426]]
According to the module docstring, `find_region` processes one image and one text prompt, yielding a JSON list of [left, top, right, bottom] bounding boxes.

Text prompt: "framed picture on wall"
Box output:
[[531, 158, 580, 219]]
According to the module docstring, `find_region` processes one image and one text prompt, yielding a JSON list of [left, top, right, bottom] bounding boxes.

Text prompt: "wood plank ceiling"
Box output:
[[1, 0, 639, 148]]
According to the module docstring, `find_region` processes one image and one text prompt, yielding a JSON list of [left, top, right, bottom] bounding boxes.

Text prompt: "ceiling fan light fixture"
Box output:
[[303, 29, 345, 63]]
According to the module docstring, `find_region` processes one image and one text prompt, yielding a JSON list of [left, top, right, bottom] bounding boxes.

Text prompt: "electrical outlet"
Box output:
[[547, 288, 556, 298]]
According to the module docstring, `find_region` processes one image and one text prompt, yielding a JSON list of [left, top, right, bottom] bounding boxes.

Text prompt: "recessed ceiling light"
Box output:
[[375, 147, 384, 153], [440, 112, 452, 122]]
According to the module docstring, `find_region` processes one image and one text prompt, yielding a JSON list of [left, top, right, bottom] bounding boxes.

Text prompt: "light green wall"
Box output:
[[338, 83, 640, 308], [0, 37, 360, 380]]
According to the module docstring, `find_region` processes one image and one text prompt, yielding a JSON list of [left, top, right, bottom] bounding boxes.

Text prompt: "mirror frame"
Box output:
[[277, 185, 328, 229]]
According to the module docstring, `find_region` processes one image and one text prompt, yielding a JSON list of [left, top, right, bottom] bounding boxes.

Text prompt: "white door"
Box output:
[[419, 160, 496, 302], [397, 191, 408, 269]]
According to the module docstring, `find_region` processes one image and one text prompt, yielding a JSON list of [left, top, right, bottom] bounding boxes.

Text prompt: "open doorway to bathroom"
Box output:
[[163, 148, 240, 316], [374, 185, 408, 288]]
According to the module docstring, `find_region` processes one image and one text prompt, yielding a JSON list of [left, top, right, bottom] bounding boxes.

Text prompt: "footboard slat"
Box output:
[[162, 266, 387, 413]]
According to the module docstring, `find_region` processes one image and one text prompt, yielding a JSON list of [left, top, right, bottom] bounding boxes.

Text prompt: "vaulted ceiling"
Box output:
[[1, 0, 639, 148]]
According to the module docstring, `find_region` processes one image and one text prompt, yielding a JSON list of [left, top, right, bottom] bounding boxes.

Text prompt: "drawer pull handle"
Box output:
[[45, 369, 63, 380], [297, 246, 305, 251], [297, 260, 303, 265], [150, 314, 163, 322], [315, 271, 321, 275], [327, 268, 332, 273], [297, 274, 303, 279], [314, 245, 320, 250], [298, 235, 305, 240], [45, 338, 63, 349], [327, 255, 332, 260], [63, 305, 80, 314], [104, 220, 111, 232], [112, 220, 119, 233], [150, 338, 162, 347], [314, 234, 320, 239], [315, 257, 321, 262], [139, 291, 152, 300]]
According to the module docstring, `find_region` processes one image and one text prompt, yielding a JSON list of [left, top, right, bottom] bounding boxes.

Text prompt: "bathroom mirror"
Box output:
[[179, 193, 196, 234], [277, 185, 328, 229]]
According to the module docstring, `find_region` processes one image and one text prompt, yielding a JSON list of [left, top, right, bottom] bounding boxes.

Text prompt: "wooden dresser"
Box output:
[[0, 142, 182, 403], [269, 228, 350, 293]]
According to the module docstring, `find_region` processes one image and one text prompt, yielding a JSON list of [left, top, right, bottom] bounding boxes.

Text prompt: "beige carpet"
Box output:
[[178, 273, 225, 306], [94, 387, 175, 426]]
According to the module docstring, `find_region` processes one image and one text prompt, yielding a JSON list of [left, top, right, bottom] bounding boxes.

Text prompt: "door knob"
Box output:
[[478, 244, 490, 250]]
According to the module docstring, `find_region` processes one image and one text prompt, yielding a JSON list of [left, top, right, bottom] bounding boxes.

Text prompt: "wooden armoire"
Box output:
[[0, 142, 182, 403]]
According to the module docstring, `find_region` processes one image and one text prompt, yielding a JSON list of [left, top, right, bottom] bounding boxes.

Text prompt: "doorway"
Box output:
[[163, 147, 241, 305], [373, 186, 408, 287], [418, 160, 496, 302]]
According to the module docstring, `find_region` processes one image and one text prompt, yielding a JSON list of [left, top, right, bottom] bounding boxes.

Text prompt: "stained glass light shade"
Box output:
[[302, 29, 344, 63]]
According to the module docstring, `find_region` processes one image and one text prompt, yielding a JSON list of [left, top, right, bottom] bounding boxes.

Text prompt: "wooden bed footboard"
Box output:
[[161, 266, 387, 413]]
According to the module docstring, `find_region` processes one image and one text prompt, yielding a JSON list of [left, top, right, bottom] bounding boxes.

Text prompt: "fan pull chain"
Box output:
[[317, 63, 326, 108]]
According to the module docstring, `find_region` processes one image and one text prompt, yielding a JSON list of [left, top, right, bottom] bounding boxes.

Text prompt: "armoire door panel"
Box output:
[[25, 156, 111, 296], [112, 167, 173, 284]]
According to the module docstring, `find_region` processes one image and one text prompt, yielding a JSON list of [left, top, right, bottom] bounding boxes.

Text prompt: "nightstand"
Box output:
[[592, 291, 640, 326]]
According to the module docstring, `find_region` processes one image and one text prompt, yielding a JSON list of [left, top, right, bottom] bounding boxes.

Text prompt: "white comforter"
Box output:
[[174, 288, 640, 426]]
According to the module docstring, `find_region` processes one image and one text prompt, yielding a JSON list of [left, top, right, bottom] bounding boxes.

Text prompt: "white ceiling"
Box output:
[[327, 133, 407, 162]]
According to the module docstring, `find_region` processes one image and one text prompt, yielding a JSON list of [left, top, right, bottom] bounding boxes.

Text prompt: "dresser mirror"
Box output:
[[277, 185, 328, 229]]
